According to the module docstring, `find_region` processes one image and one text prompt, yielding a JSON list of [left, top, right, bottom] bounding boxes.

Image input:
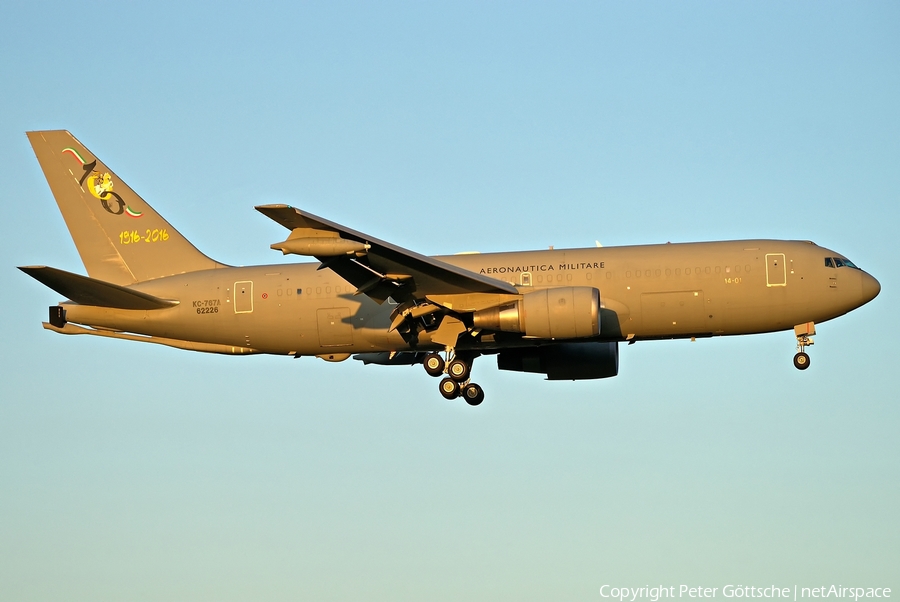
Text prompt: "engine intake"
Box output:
[[473, 286, 600, 339]]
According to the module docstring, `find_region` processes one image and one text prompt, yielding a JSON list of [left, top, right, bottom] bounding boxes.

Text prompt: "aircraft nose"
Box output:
[[861, 271, 881, 305]]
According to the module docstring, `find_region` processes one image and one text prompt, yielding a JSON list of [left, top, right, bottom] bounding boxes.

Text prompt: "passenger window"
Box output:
[[521, 273, 532, 286]]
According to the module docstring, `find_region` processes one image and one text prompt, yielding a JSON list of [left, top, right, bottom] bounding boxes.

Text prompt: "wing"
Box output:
[[256, 205, 518, 304]]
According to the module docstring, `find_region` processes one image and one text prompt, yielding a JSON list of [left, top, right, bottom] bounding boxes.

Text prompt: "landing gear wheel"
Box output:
[[423, 353, 445, 377], [793, 352, 810, 370], [447, 358, 471, 382], [462, 383, 485, 406], [439, 377, 460, 400]]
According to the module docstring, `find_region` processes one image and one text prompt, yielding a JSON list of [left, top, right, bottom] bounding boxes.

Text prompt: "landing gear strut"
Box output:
[[793, 322, 815, 371]]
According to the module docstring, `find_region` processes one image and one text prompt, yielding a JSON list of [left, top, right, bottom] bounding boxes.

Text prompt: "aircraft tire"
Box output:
[[439, 377, 460, 400], [424, 353, 445, 377], [448, 359, 471, 382], [793, 352, 811, 370], [462, 383, 485, 406]]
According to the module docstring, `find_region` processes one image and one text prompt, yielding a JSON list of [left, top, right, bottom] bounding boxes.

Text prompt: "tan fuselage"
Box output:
[[60, 239, 879, 356]]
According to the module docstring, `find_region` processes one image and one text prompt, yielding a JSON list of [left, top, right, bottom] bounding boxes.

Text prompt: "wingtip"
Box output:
[[255, 204, 293, 211], [18, 265, 47, 274]]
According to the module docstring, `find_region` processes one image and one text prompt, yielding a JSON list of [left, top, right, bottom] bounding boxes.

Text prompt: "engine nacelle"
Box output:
[[497, 341, 619, 380], [473, 286, 600, 339]]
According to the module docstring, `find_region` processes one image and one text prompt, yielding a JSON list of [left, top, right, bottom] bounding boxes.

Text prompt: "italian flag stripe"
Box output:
[[62, 147, 87, 164]]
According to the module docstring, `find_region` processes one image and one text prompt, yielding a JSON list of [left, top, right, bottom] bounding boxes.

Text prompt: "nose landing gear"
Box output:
[[793, 351, 810, 370], [793, 322, 815, 371]]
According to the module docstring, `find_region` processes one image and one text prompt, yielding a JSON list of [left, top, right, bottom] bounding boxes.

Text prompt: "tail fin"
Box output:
[[27, 130, 222, 285]]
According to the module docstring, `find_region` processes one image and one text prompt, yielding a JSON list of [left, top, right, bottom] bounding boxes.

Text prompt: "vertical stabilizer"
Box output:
[[27, 130, 222, 285]]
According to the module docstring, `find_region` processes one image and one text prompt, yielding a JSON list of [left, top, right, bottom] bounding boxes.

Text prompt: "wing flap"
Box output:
[[19, 265, 178, 310]]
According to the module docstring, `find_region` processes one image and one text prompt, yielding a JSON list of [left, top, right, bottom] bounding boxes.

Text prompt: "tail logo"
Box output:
[[88, 171, 114, 199], [62, 147, 143, 218]]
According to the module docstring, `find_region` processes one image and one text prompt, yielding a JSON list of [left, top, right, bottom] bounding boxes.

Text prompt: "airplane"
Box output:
[[19, 130, 881, 406]]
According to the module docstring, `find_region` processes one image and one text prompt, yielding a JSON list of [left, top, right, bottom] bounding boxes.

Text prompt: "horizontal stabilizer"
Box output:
[[18, 266, 178, 310]]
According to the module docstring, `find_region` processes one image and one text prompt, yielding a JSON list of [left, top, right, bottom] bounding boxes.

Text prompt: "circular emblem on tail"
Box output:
[[61, 148, 142, 217]]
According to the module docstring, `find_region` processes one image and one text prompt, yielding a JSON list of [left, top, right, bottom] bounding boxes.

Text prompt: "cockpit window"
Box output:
[[829, 257, 860, 270]]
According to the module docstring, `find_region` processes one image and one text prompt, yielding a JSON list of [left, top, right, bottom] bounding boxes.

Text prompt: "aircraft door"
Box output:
[[766, 254, 786, 287], [234, 280, 253, 313]]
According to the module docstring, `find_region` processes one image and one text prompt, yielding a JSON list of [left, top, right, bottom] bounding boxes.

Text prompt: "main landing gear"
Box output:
[[423, 352, 485, 406], [423, 352, 445, 377], [793, 322, 815, 371]]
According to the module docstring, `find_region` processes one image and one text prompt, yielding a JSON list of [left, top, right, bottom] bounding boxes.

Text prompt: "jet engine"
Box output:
[[497, 341, 619, 380], [472, 286, 600, 339]]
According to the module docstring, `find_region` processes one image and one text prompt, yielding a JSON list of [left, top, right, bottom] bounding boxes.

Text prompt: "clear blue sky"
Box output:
[[1, 2, 897, 600]]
